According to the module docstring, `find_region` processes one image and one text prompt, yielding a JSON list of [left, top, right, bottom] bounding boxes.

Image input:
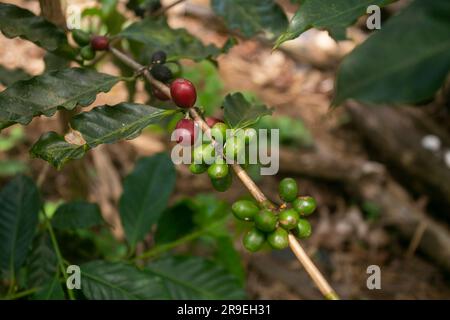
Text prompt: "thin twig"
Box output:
[[151, 0, 187, 17], [109, 47, 339, 300]]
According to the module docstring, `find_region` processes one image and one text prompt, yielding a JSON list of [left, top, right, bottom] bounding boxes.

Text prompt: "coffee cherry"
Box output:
[[72, 29, 91, 46], [152, 86, 170, 101], [211, 122, 229, 142], [244, 128, 257, 144], [205, 117, 222, 128], [189, 163, 207, 174], [279, 208, 299, 230], [293, 196, 316, 216], [150, 64, 173, 83], [90, 35, 109, 51], [279, 178, 298, 203], [211, 172, 232, 192], [151, 50, 167, 64], [208, 162, 229, 179], [170, 78, 197, 109], [232, 200, 259, 221], [224, 135, 245, 160], [243, 228, 265, 252], [293, 218, 312, 238], [80, 45, 95, 60], [267, 228, 289, 250], [254, 209, 277, 233], [174, 119, 197, 146], [193, 143, 216, 164]]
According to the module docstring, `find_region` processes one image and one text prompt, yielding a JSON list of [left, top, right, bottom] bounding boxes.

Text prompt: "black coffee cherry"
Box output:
[[150, 64, 173, 83], [151, 50, 167, 64]]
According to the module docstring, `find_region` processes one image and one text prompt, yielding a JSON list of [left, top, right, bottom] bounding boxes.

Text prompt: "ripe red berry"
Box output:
[[174, 119, 197, 146], [205, 117, 222, 128], [152, 86, 169, 101], [170, 78, 197, 109], [90, 35, 109, 51]]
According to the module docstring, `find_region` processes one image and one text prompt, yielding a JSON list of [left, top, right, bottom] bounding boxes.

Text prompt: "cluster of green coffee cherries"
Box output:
[[71, 29, 111, 62], [232, 178, 316, 252]]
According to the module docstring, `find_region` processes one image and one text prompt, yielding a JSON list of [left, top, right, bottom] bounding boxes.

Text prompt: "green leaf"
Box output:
[[155, 201, 196, 245], [81, 260, 168, 300], [145, 256, 246, 299], [32, 274, 65, 300], [52, 201, 103, 230], [223, 93, 272, 129], [275, 0, 392, 46], [119, 153, 176, 248], [256, 115, 314, 147], [213, 236, 245, 285], [30, 103, 174, 169], [0, 3, 74, 58], [0, 68, 120, 130], [120, 18, 222, 61], [334, 0, 450, 105], [0, 175, 40, 278], [211, 0, 288, 38], [0, 65, 31, 86]]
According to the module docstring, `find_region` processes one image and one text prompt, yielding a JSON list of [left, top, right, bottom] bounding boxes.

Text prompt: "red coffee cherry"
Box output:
[[205, 117, 222, 128], [170, 78, 197, 109], [152, 86, 170, 101], [174, 119, 197, 146], [90, 35, 109, 51]]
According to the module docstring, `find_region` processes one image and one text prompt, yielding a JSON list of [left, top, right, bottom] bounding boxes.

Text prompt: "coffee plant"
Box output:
[[0, 0, 449, 301]]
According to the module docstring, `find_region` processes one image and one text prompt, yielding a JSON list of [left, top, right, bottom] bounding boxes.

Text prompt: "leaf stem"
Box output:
[[108, 47, 340, 300], [4, 287, 39, 300]]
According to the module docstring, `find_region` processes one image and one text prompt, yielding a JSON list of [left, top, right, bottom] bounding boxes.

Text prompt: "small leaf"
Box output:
[[223, 93, 272, 129], [211, 0, 288, 38], [32, 274, 65, 300], [275, 0, 392, 47], [0, 175, 40, 278], [0, 65, 31, 86], [0, 68, 120, 130], [119, 153, 176, 248], [334, 0, 450, 105], [120, 18, 222, 61], [155, 201, 196, 245], [145, 256, 246, 299], [81, 260, 168, 300], [0, 3, 74, 58], [52, 201, 103, 230]]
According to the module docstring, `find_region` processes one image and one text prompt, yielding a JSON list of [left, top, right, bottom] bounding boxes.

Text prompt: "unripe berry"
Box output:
[[244, 128, 257, 144], [254, 209, 277, 233], [267, 228, 289, 250], [170, 78, 197, 108], [279, 177, 298, 203], [211, 122, 229, 142], [294, 218, 312, 238], [151, 50, 167, 64], [150, 64, 173, 83], [189, 163, 207, 174], [243, 228, 265, 252], [80, 45, 95, 60], [207, 162, 229, 179], [174, 119, 197, 146], [152, 86, 170, 101], [72, 29, 91, 46], [231, 200, 259, 221], [293, 196, 317, 216], [193, 143, 216, 164], [279, 208, 299, 230], [210, 172, 232, 192], [90, 35, 109, 51], [205, 117, 222, 128], [224, 135, 245, 160]]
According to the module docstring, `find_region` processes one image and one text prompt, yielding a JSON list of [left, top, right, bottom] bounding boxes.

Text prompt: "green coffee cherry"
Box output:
[[211, 122, 229, 143], [80, 45, 95, 60], [243, 228, 265, 252], [72, 29, 91, 46], [279, 177, 298, 202], [189, 163, 207, 174], [254, 209, 277, 233], [294, 218, 312, 238], [224, 135, 245, 160], [279, 208, 299, 230], [193, 143, 216, 164], [244, 128, 257, 144], [293, 196, 316, 216], [207, 162, 229, 179], [267, 228, 289, 250], [211, 172, 232, 192], [231, 200, 259, 221]]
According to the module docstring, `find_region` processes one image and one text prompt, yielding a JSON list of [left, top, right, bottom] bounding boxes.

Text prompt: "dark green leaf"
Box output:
[[275, 0, 392, 46], [155, 201, 196, 245], [145, 256, 246, 299], [30, 103, 174, 169], [0, 175, 40, 278], [223, 93, 272, 129], [0, 68, 120, 130], [32, 274, 65, 300], [0, 65, 31, 86], [52, 201, 103, 230], [120, 18, 222, 61], [211, 0, 288, 38], [0, 3, 74, 58], [334, 0, 450, 105], [119, 153, 176, 248], [81, 260, 168, 299]]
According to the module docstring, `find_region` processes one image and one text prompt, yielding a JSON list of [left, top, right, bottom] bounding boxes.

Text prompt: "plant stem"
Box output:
[[152, 0, 187, 17], [5, 287, 39, 300], [108, 47, 340, 300]]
